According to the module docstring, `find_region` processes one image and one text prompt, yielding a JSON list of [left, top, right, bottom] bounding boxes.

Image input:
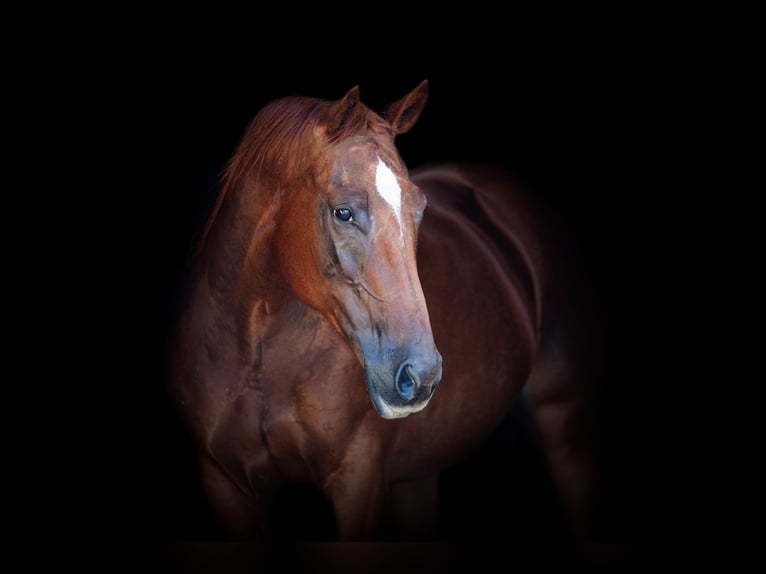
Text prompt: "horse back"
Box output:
[[413, 160, 592, 381]]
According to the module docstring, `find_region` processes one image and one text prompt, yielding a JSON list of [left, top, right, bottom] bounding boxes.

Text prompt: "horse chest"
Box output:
[[219, 334, 374, 487]]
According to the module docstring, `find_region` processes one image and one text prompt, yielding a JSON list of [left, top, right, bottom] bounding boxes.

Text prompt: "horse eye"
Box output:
[[333, 208, 354, 222]]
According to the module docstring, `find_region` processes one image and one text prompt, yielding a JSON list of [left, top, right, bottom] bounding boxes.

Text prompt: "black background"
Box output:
[[48, 15, 679, 570]]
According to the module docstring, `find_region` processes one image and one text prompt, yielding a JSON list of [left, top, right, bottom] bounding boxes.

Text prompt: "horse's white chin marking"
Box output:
[[374, 395, 430, 419]]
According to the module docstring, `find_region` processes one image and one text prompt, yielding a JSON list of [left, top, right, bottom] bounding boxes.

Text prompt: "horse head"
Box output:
[[270, 81, 442, 419]]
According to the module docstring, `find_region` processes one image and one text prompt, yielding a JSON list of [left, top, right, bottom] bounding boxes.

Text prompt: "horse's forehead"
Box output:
[[330, 138, 403, 179]]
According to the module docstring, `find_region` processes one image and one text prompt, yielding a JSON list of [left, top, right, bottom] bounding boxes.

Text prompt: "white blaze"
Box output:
[[375, 157, 404, 244]]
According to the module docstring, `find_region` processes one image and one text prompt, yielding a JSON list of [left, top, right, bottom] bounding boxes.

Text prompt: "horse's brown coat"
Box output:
[[168, 81, 598, 540]]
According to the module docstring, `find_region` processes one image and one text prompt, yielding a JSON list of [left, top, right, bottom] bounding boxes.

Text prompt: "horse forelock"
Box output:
[[196, 95, 391, 257]]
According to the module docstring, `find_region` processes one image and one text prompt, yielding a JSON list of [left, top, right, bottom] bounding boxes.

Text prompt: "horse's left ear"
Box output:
[[383, 80, 429, 135], [323, 85, 362, 140]]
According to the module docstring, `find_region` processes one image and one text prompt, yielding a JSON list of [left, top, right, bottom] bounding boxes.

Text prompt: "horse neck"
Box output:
[[198, 176, 295, 337]]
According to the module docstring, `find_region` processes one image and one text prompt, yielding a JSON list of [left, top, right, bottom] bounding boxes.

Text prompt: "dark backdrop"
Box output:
[[71, 22, 661, 569]]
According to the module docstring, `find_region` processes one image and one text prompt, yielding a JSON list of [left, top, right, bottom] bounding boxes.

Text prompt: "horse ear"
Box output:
[[323, 85, 361, 140], [383, 80, 429, 135]]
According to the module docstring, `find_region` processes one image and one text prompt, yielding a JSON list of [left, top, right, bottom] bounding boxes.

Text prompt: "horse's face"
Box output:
[[321, 137, 442, 418], [276, 83, 442, 419]]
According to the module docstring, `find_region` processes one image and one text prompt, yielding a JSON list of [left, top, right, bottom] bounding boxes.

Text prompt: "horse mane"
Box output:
[[196, 94, 391, 257]]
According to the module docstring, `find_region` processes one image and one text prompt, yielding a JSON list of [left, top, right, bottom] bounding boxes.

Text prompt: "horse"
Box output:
[[167, 80, 599, 541]]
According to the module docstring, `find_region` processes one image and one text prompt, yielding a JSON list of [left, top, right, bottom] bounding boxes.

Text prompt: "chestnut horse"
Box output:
[[168, 81, 597, 541]]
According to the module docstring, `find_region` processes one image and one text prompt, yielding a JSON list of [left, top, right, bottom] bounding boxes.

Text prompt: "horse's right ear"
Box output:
[[322, 85, 361, 140], [383, 80, 429, 135]]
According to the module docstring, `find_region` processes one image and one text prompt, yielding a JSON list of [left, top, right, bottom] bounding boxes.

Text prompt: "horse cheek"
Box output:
[[334, 237, 365, 282], [276, 218, 327, 310]]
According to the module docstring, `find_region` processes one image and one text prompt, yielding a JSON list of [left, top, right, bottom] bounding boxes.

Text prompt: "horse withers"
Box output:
[[168, 80, 598, 541]]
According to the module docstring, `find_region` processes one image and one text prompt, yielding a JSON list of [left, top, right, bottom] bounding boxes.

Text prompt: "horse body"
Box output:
[[168, 82, 595, 540]]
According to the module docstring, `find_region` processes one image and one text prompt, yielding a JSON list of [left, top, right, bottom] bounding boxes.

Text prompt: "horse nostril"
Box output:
[[395, 364, 417, 401]]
